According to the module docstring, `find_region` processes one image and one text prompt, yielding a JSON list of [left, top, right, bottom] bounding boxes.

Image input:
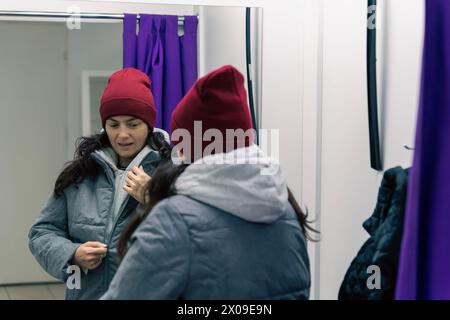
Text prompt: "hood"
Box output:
[[92, 145, 154, 237], [93, 145, 152, 174], [174, 144, 289, 224]]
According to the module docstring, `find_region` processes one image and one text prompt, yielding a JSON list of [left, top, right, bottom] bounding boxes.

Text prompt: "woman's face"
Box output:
[[105, 116, 149, 167]]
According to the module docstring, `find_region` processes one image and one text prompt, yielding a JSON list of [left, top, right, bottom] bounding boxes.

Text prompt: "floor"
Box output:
[[0, 283, 66, 300]]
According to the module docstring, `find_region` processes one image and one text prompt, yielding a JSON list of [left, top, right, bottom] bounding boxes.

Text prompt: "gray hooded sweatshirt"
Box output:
[[102, 145, 311, 299]]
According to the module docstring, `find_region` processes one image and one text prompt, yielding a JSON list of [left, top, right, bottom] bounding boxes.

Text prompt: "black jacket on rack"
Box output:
[[338, 166, 409, 300]]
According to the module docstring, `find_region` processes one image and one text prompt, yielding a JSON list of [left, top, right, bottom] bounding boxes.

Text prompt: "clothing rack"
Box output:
[[0, 10, 194, 24]]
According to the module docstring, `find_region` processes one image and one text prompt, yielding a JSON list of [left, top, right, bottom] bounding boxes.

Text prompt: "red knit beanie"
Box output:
[[100, 68, 156, 129], [170, 65, 255, 162]]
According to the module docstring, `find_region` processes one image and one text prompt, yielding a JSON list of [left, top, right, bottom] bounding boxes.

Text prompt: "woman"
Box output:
[[102, 65, 316, 300], [28, 68, 170, 300]]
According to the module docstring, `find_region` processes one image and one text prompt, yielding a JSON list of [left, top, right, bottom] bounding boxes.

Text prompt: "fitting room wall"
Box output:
[[302, 0, 424, 299], [0, 21, 67, 284]]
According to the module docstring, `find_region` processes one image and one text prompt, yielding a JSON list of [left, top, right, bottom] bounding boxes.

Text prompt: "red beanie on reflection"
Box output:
[[100, 68, 156, 129], [170, 65, 255, 162]]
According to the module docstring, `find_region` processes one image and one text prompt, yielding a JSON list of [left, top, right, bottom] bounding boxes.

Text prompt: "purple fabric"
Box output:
[[123, 14, 198, 131], [395, 0, 450, 299]]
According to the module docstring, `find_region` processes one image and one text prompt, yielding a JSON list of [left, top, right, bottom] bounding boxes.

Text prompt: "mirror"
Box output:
[[0, 3, 262, 299]]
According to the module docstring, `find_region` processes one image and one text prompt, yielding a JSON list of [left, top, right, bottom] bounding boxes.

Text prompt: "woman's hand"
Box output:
[[72, 241, 107, 270], [123, 166, 151, 205]]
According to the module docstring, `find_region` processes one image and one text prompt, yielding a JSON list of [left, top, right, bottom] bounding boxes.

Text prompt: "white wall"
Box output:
[[302, 0, 424, 299], [66, 23, 123, 159], [0, 21, 67, 284], [379, 0, 424, 169], [197, 5, 263, 129], [320, 0, 379, 300], [198, 6, 246, 77], [257, 0, 423, 300]]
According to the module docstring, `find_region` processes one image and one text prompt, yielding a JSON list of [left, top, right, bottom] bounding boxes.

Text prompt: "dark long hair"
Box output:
[[117, 159, 320, 259], [54, 130, 171, 197]]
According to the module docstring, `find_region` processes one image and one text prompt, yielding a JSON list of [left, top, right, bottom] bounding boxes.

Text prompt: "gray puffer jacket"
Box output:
[[28, 145, 161, 300], [102, 145, 311, 299]]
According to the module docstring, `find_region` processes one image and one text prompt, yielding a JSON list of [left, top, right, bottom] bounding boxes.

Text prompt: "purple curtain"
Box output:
[[395, 0, 450, 299], [123, 14, 198, 132]]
